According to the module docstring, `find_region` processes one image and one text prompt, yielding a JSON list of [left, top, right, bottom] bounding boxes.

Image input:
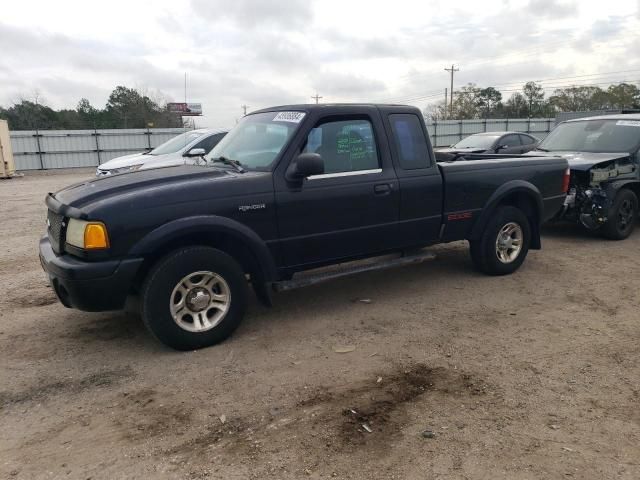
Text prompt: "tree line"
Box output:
[[0, 86, 184, 130], [426, 81, 640, 120]]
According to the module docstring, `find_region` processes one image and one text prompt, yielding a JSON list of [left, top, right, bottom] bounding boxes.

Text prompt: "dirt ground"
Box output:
[[1, 171, 639, 480]]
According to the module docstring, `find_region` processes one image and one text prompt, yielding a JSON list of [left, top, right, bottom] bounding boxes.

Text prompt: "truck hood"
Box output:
[[525, 150, 631, 171], [52, 165, 234, 209]]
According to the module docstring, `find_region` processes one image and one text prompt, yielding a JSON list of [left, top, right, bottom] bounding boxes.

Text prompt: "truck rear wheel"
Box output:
[[470, 206, 531, 276], [141, 246, 248, 350], [601, 189, 637, 240]]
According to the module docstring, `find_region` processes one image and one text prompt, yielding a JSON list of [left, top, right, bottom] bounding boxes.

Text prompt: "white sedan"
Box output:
[[96, 128, 227, 176]]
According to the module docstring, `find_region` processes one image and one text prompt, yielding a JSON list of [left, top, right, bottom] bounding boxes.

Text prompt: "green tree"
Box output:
[[548, 86, 608, 111], [0, 100, 59, 129], [503, 92, 528, 118], [606, 83, 640, 109], [450, 83, 482, 119], [476, 87, 502, 117], [522, 81, 545, 117], [103, 86, 157, 128]]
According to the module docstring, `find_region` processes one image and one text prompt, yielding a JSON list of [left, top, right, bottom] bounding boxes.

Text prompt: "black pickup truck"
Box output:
[[40, 104, 568, 350]]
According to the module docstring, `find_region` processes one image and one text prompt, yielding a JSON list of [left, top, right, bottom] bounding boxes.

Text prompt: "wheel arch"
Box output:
[[129, 216, 277, 292], [604, 180, 640, 200], [470, 181, 543, 250]]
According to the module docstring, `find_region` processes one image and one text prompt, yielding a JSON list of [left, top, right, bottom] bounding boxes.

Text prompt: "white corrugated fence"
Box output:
[[9, 118, 555, 171]]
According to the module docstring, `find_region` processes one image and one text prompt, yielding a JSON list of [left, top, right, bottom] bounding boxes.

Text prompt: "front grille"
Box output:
[[47, 209, 65, 254]]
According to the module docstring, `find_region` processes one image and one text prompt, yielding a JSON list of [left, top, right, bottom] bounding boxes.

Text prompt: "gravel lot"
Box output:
[[1, 171, 639, 479]]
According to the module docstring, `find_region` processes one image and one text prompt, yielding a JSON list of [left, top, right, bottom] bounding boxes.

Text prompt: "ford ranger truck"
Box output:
[[40, 104, 568, 350]]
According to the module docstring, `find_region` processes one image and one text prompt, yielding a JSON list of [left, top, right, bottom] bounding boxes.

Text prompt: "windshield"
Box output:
[[454, 135, 499, 149], [539, 119, 640, 153], [206, 111, 304, 169], [150, 131, 204, 156]]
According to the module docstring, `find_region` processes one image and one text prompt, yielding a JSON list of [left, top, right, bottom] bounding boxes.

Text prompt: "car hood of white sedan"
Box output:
[[98, 152, 151, 170], [139, 156, 204, 170]]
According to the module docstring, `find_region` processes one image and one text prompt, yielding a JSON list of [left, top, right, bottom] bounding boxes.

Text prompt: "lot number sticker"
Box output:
[[273, 112, 306, 123], [617, 120, 640, 127]]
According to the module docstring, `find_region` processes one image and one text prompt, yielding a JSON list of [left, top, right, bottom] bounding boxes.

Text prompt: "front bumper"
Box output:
[[39, 236, 143, 312]]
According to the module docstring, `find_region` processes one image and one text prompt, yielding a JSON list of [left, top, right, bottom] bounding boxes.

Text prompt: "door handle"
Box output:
[[374, 183, 391, 195]]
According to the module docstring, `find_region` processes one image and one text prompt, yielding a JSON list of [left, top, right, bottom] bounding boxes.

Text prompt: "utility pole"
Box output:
[[241, 105, 249, 116], [444, 64, 459, 118], [311, 93, 323, 104], [444, 88, 448, 120]]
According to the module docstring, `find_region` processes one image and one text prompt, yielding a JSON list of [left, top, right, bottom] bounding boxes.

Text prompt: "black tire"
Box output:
[[141, 246, 248, 350], [601, 189, 638, 240], [469, 206, 531, 276]]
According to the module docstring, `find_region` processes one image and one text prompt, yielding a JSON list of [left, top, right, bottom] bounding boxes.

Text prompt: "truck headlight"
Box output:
[[66, 219, 110, 250]]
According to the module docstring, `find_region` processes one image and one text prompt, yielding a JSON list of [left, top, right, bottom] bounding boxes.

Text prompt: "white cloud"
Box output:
[[0, 0, 638, 126]]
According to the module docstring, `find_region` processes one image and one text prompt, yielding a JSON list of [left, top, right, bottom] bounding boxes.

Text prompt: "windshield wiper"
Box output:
[[534, 147, 549, 152], [210, 156, 245, 173]]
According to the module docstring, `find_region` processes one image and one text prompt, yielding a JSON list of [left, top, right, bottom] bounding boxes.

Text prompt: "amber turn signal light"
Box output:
[[84, 222, 110, 250]]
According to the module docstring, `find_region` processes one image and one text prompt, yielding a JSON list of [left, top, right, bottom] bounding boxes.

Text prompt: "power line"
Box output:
[[470, 70, 640, 91], [397, 38, 577, 83], [381, 79, 640, 110], [379, 70, 640, 105]]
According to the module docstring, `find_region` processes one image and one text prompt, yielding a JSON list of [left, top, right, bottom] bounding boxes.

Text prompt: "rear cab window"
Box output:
[[388, 114, 431, 169]]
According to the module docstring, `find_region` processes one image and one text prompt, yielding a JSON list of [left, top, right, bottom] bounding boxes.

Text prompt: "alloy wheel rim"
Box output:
[[495, 222, 523, 264], [169, 271, 231, 332], [618, 199, 633, 230]]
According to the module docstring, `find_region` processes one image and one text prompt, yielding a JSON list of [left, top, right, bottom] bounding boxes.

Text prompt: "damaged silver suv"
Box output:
[[530, 114, 640, 239]]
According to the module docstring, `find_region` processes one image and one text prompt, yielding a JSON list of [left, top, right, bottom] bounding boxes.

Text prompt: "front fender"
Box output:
[[128, 215, 278, 281], [470, 180, 543, 247], [604, 180, 640, 198]]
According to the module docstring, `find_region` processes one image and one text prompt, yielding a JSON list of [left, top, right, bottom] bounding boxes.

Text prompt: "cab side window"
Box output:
[[303, 119, 379, 174]]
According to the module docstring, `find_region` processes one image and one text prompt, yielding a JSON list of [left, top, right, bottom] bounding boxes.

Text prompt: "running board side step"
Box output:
[[272, 251, 436, 292]]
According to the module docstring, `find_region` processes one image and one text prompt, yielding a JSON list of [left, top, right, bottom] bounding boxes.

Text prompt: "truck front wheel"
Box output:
[[601, 189, 638, 240], [141, 246, 248, 350], [470, 206, 531, 276]]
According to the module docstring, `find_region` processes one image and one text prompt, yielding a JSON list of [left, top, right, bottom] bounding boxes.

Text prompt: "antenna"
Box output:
[[241, 105, 250, 116]]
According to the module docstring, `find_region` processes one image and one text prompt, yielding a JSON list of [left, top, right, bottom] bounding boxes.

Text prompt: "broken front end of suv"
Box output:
[[559, 157, 639, 239]]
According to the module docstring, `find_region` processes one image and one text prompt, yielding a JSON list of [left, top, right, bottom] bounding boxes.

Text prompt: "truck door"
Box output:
[[274, 110, 400, 268], [384, 112, 443, 246]]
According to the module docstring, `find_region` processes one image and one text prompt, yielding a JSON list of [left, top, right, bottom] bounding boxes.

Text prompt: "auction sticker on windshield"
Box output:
[[273, 112, 306, 123], [617, 120, 640, 127]]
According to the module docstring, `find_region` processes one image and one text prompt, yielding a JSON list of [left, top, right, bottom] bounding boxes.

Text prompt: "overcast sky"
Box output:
[[1, 0, 639, 127]]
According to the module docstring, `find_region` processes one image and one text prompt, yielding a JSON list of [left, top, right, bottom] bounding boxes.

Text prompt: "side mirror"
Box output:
[[287, 153, 324, 181], [184, 147, 206, 157]]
